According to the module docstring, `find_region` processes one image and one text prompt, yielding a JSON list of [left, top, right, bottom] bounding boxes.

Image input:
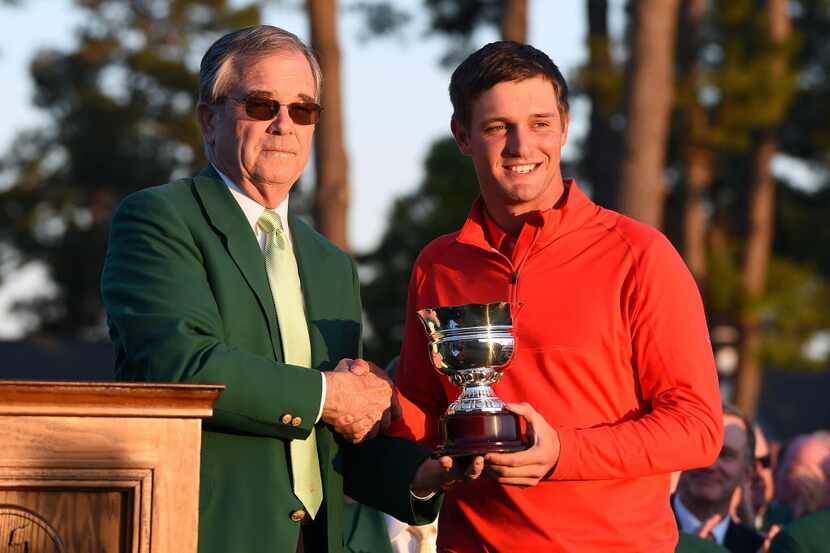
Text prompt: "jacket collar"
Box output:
[[455, 179, 600, 260], [192, 166, 332, 367], [192, 166, 282, 360]]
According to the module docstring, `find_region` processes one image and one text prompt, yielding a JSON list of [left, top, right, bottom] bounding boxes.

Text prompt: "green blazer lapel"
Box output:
[[288, 212, 333, 370], [192, 166, 282, 361]]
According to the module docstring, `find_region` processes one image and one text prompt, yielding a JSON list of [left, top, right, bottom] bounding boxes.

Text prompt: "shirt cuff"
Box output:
[[410, 489, 437, 501], [315, 371, 326, 423]]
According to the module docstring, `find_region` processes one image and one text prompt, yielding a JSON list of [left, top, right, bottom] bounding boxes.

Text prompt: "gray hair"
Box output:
[[198, 25, 322, 104]]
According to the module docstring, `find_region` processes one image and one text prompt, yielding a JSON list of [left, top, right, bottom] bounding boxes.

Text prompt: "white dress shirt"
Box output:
[[215, 166, 325, 421], [673, 493, 731, 545], [384, 513, 438, 553]]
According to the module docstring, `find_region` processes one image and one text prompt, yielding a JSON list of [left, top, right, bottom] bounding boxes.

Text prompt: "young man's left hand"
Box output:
[[483, 402, 560, 487]]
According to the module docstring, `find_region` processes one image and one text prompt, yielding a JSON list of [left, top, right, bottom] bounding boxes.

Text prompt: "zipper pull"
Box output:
[[511, 271, 519, 284]]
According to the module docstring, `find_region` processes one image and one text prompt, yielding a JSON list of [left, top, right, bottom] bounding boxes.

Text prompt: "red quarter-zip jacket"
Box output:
[[387, 181, 723, 552]]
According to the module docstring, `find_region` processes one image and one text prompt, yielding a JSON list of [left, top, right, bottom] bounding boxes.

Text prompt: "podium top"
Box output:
[[0, 380, 224, 418]]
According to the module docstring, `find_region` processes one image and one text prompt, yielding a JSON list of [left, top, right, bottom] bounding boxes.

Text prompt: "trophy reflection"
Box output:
[[417, 302, 527, 457]]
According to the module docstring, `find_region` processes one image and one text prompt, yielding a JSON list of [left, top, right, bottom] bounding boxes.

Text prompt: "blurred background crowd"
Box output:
[[0, 1, 828, 552]]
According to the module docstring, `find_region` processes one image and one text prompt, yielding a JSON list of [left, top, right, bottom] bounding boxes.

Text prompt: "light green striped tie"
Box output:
[[258, 209, 323, 519]]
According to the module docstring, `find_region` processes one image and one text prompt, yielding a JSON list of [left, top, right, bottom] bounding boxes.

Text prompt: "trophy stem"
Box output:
[[447, 367, 504, 414], [448, 384, 505, 414]]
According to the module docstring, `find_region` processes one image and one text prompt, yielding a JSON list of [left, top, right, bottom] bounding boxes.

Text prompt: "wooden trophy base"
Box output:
[[435, 410, 527, 458]]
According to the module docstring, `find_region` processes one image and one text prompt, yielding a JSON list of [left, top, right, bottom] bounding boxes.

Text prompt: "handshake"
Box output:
[[321, 358, 399, 444], [321, 358, 562, 492]]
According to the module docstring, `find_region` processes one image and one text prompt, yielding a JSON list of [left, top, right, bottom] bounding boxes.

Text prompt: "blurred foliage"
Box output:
[[350, 0, 503, 66], [360, 0, 830, 372], [349, 1, 412, 42], [575, 0, 625, 209], [358, 137, 478, 364], [0, 0, 827, 374], [775, 181, 830, 276], [422, 0, 500, 67], [703, 1, 800, 151], [0, 0, 260, 337], [761, 256, 830, 369], [660, 0, 830, 372], [780, 0, 830, 163]]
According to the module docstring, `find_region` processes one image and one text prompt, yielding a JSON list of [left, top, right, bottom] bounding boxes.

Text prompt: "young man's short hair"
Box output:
[[449, 41, 570, 129]]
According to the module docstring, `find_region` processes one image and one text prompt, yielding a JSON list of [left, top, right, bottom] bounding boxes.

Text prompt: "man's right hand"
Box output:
[[322, 358, 394, 443]]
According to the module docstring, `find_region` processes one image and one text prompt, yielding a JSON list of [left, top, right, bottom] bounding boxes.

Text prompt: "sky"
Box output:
[[0, 1, 617, 336]]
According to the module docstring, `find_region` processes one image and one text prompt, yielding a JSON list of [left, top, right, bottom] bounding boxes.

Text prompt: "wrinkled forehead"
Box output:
[[224, 49, 318, 98]]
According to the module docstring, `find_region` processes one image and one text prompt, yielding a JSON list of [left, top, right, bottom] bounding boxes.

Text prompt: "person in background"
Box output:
[[674, 405, 765, 553], [767, 507, 830, 553], [767, 456, 830, 553], [752, 425, 777, 528], [770, 431, 830, 524], [730, 423, 776, 529]]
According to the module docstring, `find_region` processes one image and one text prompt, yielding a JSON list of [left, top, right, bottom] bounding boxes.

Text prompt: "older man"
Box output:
[[767, 450, 830, 553], [102, 26, 448, 553], [773, 431, 830, 522]]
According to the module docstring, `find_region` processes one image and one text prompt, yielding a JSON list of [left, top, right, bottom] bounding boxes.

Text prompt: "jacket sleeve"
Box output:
[[344, 436, 442, 525], [551, 233, 723, 481], [101, 189, 322, 439], [767, 530, 802, 553]]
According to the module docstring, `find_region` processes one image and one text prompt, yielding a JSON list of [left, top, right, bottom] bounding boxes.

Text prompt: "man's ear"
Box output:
[[451, 117, 472, 156], [560, 111, 571, 148], [197, 102, 217, 147]]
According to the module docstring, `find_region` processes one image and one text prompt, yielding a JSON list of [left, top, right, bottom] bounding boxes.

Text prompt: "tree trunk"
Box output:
[[583, 0, 622, 210], [683, 146, 713, 281], [735, 141, 776, 416], [501, 0, 527, 42], [679, 0, 714, 283], [308, 0, 351, 252], [734, 0, 791, 416], [617, 0, 680, 229]]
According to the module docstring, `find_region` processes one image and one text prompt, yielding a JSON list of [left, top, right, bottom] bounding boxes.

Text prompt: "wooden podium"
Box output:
[[0, 381, 223, 553]]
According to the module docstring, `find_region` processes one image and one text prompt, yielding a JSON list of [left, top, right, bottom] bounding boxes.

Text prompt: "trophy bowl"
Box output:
[[417, 302, 527, 457]]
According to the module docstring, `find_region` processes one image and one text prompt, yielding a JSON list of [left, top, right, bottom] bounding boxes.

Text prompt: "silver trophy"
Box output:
[[417, 302, 526, 457]]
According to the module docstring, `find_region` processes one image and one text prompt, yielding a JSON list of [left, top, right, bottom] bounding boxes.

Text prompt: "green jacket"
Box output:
[[676, 532, 731, 553], [102, 166, 438, 553], [768, 509, 830, 553]]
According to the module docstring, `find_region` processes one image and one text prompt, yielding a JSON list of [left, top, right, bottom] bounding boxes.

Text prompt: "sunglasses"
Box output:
[[756, 454, 772, 469], [220, 94, 322, 125]]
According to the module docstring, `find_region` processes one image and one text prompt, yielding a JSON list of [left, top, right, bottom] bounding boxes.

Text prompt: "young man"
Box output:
[[387, 41, 723, 552], [674, 405, 765, 553]]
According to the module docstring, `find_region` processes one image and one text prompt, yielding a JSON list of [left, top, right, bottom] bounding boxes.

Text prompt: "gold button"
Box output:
[[289, 509, 306, 522], [291, 416, 302, 427], [280, 414, 292, 425]]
